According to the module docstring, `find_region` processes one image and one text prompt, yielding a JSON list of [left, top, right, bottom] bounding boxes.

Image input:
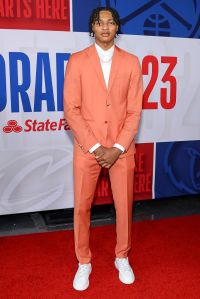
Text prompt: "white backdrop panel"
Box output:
[[0, 30, 200, 214]]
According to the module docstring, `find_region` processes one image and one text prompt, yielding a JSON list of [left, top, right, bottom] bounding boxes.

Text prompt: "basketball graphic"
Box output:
[[143, 14, 170, 36]]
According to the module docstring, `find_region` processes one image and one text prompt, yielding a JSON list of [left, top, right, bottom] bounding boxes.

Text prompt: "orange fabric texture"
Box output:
[[63, 44, 143, 263]]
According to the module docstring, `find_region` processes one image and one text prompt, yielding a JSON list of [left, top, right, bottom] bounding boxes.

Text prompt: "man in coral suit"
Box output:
[[63, 7, 143, 291]]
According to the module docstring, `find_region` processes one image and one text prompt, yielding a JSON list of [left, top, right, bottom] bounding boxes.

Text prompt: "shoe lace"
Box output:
[[117, 258, 131, 271], [77, 264, 90, 276]]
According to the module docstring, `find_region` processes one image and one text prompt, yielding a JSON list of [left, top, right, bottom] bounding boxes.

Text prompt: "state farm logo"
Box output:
[[2, 119, 70, 133], [3, 120, 23, 133]]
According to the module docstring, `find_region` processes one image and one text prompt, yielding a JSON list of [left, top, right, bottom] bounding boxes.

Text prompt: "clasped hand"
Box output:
[[94, 145, 122, 168]]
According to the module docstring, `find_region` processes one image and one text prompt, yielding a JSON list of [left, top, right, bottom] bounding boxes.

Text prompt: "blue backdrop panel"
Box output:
[[155, 140, 200, 198], [73, 0, 200, 38], [73, 0, 101, 32]]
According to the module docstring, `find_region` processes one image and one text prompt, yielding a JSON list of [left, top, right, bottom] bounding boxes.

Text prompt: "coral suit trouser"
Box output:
[[73, 150, 135, 264]]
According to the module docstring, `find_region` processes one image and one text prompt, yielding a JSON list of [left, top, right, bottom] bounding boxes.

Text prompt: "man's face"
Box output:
[[92, 10, 119, 44]]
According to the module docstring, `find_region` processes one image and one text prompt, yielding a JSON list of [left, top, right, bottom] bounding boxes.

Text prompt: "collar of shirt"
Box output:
[[95, 43, 115, 63]]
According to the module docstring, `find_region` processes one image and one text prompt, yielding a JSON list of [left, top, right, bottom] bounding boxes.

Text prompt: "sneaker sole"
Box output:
[[73, 269, 92, 291], [114, 261, 135, 284], [73, 280, 89, 291]]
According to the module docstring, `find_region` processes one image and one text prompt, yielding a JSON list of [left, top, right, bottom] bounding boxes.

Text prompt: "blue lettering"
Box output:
[[9, 52, 31, 112], [56, 53, 70, 111], [34, 53, 55, 112], [1, 52, 71, 113], [0, 55, 7, 112]]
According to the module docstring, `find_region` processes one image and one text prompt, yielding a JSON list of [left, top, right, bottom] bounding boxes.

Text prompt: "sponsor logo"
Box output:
[[3, 120, 23, 133], [165, 141, 200, 193], [2, 118, 70, 133], [155, 140, 200, 198]]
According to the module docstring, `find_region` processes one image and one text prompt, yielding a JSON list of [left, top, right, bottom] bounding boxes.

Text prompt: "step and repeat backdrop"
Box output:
[[0, 0, 200, 215]]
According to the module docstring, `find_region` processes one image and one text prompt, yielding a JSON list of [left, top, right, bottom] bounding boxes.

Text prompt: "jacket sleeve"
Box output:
[[63, 54, 98, 152], [115, 56, 143, 151]]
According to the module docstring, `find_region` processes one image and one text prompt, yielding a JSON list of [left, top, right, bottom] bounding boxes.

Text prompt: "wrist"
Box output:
[[113, 147, 122, 155], [94, 145, 103, 155]]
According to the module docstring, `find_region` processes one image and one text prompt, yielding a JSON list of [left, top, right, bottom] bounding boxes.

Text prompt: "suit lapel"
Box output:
[[86, 44, 107, 91], [108, 45, 122, 93], [86, 44, 123, 93]]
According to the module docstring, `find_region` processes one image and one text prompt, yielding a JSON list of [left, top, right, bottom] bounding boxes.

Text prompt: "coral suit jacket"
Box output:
[[63, 44, 143, 158]]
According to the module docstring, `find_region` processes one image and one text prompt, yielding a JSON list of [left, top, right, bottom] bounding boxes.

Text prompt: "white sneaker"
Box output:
[[73, 263, 92, 291], [114, 257, 135, 284]]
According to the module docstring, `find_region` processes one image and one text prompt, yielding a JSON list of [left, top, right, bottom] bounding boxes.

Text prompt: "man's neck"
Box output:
[[95, 40, 114, 50]]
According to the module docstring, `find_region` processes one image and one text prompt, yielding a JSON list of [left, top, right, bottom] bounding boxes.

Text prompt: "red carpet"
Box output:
[[0, 214, 200, 299]]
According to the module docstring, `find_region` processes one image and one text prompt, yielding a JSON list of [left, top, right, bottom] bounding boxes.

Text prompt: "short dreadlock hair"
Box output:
[[89, 7, 121, 37]]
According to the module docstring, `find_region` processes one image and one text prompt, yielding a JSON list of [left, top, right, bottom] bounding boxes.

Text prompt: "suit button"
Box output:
[[105, 121, 108, 124]]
